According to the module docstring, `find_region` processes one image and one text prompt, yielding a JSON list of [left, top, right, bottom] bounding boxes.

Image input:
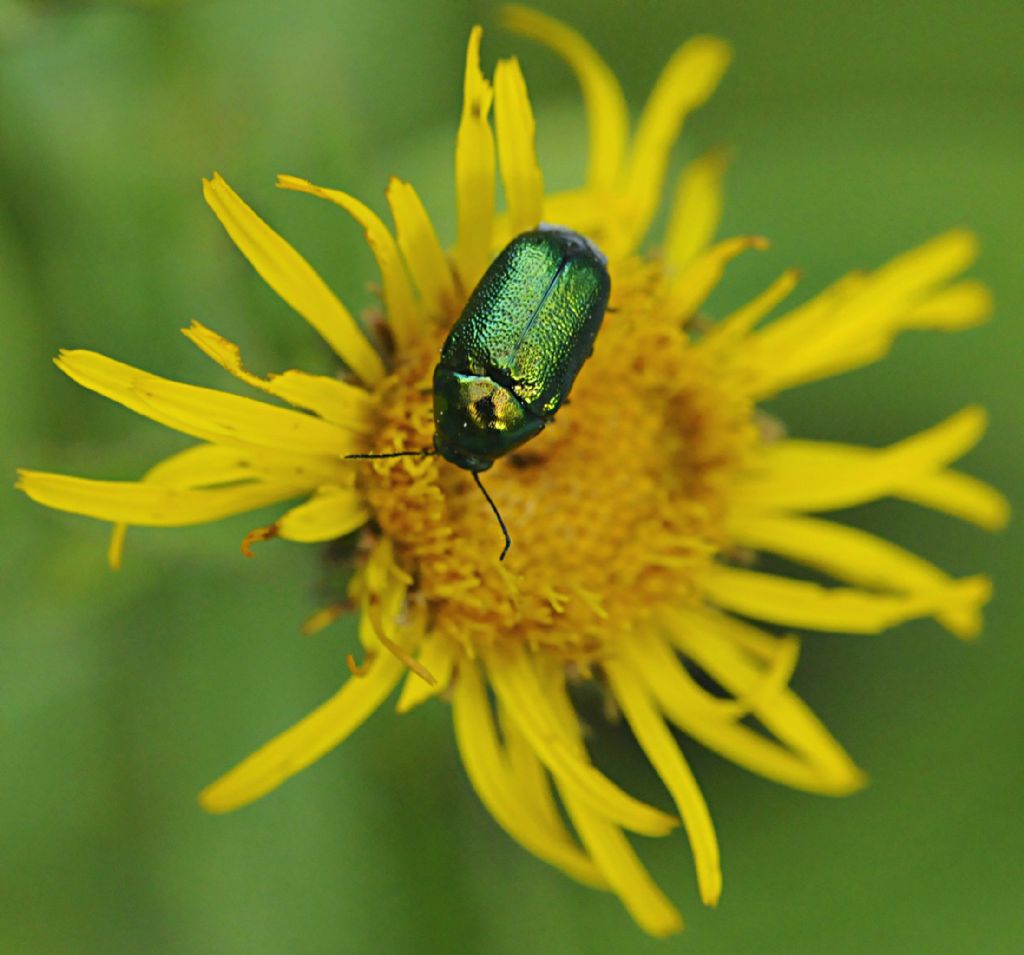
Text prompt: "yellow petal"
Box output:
[[663, 608, 867, 793], [605, 659, 721, 907], [107, 522, 127, 570], [451, 660, 606, 888], [728, 511, 989, 638], [17, 470, 304, 526], [395, 635, 458, 713], [276, 175, 421, 354], [352, 536, 415, 671], [140, 440, 347, 488], [454, 26, 496, 291], [199, 651, 403, 813], [734, 406, 988, 512], [621, 36, 732, 252], [273, 485, 369, 543], [540, 186, 633, 250], [663, 148, 729, 269], [502, 5, 628, 193], [701, 268, 801, 350], [107, 441, 323, 569], [743, 230, 983, 395], [385, 177, 456, 320], [702, 564, 991, 634], [667, 235, 769, 319], [494, 57, 544, 236], [355, 534, 411, 607], [898, 469, 1010, 531], [901, 279, 992, 331], [486, 647, 677, 837], [561, 788, 683, 937], [620, 624, 799, 725], [360, 595, 433, 687], [182, 321, 373, 430], [353, 539, 420, 678], [202, 173, 384, 385], [757, 332, 890, 389], [497, 701, 597, 873], [737, 270, 866, 376], [538, 667, 683, 937], [139, 442, 271, 486], [55, 349, 359, 457], [870, 228, 979, 299], [620, 628, 844, 793]]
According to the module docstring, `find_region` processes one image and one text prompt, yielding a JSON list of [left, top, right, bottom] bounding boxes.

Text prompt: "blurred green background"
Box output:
[[3, 0, 1022, 952]]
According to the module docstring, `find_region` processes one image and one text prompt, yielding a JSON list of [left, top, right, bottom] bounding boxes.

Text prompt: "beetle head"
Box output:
[[432, 366, 545, 472]]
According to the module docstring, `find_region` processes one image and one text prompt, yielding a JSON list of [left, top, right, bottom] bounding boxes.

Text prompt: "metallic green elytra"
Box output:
[[433, 226, 611, 473]]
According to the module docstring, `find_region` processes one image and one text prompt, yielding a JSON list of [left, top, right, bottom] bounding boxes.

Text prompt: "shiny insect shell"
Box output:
[[432, 225, 612, 473]]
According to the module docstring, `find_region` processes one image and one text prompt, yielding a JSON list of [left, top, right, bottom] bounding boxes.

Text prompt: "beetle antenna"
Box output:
[[472, 470, 511, 561], [345, 449, 435, 460]]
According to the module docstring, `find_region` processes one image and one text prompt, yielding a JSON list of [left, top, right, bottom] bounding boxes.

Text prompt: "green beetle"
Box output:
[[351, 225, 611, 558], [433, 226, 611, 473]]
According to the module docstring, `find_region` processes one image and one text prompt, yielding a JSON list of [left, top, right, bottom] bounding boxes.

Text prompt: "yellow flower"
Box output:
[[17, 6, 1008, 937]]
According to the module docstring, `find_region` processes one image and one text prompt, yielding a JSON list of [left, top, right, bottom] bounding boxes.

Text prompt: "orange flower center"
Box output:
[[361, 259, 757, 660]]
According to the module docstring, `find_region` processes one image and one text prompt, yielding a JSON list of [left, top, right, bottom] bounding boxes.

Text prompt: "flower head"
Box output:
[[17, 6, 1008, 936]]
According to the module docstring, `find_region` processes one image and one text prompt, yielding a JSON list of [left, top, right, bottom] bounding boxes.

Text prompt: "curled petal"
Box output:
[[539, 663, 683, 936], [664, 609, 867, 790], [502, 5, 628, 192], [497, 701, 591, 870], [486, 647, 676, 837], [395, 635, 458, 713], [203, 173, 384, 385], [452, 659, 606, 887], [621, 625, 799, 725], [560, 786, 683, 937], [632, 618, 865, 794], [183, 321, 373, 430], [621, 36, 732, 252], [276, 175, 421, 353]]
